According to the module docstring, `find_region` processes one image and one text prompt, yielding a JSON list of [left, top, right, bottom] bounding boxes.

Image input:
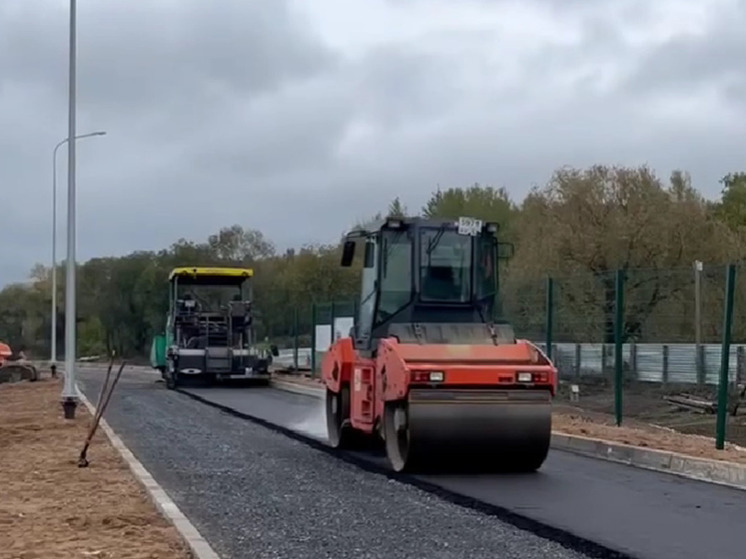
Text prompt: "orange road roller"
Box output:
[[322, 216, 558, 473]]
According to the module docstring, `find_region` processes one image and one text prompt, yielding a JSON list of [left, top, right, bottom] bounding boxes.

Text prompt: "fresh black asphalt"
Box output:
[[179, 383, 746, 559], [78, 369, 596, 559]]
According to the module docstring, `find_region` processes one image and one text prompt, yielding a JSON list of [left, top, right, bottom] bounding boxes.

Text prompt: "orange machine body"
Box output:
[[0, 342, 11, 367], [321, 336, 557, 435]]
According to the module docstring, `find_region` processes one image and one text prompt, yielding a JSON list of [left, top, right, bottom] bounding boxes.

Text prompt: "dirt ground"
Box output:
[[0, 376, 191, 559], [274, 371, 746, 465], [553, 377, 746, 452]]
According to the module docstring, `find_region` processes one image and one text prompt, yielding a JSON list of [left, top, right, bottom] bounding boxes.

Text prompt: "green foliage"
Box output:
[[78, 316, 107, 356], [2, 164, 745, 357], [714, 172, 746, 230], [207, 225, 276, 261], [422, 183, 516, 236], [387, 197, 407, 217]]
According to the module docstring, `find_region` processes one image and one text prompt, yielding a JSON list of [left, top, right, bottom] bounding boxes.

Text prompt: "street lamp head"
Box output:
[[93, 131, 107, 136]]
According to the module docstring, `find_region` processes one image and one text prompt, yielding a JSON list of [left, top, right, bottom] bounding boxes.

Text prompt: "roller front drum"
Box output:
[[384, 388, 552, 473]]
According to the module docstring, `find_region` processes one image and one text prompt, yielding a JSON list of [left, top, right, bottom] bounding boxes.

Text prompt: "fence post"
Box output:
[[614, 269, 625, 427], [716, 264, 736, 450], [292, 306, 299, 370], [310, 303, 317, 376], [697, 345, 706, 386], [662, 345, 669, 387], [694, 260, 704, 385], [330, 301, 337, 342], [545, 276, 554, 361], [574, 344, 581, 378]]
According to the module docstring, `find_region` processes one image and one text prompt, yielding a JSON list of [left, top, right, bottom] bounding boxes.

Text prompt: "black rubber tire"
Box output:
[[165, 372, 177, 390], [165, 359, 179, 390], [383, 400, 417, 472], [326, 386, 355, 448]]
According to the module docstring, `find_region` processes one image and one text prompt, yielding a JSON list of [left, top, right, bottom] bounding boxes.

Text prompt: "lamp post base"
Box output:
[[62, 397, 78, 419]]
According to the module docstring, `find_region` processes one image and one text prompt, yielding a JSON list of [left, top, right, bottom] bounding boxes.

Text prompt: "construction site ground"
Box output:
[[273, 371, 746, 465], [553, 377, 746, 454], [0, 375, 191, 559]]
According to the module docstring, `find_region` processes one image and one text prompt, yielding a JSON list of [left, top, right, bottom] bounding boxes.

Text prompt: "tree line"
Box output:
[[3, 163, 746, 360]]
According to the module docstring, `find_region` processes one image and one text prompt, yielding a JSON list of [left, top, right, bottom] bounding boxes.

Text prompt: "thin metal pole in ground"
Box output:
[[51, 139, 63, 378], [545, 276, 554, 361], [694, 260, 703, 385], [716, 264, 737, 450], [62, 0, 78, 419], [293, 306, 299, 370], [614, 269, 625, 427], [311, 304, 317, 376]]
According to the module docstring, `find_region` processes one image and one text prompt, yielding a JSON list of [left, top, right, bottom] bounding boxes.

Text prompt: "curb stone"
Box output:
[[76, 384, 222, 559], [271, 379, 324, 398], [269, 379, 746, 492], [550, 432, 746, 491]]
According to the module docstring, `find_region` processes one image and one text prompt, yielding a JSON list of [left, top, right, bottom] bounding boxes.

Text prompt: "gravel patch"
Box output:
[[78, 369, 593, 559]]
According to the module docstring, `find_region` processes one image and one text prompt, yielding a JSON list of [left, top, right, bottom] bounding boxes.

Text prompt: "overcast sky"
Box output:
[[2, 0, 745, 287]]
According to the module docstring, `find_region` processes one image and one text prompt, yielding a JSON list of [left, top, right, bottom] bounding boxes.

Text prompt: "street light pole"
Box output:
[[51, 131, 105, 379], [62, 0, 78, 419]]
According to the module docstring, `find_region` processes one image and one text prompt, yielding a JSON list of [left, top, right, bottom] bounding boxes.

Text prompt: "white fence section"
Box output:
[[275, 340, 745, 386], [534, 342, 744, 385], [274, 348, 312, 369]]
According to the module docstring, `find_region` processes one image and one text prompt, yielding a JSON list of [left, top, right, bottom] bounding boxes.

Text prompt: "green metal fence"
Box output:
[[309, 300, 356, 374], [501, 265, 742, 451], [277, 264, 745, 450]]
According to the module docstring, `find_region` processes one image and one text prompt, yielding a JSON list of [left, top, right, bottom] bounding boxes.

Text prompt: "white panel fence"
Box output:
[[275, 341, 746, 386]]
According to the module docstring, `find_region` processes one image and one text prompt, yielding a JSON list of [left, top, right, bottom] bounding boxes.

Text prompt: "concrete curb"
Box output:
[[269, 378, 746, 491], [76, 385, 222, 559], [550, 432, 746, 491], [271, 378, 324, 398], [73, 362, 154, 372]]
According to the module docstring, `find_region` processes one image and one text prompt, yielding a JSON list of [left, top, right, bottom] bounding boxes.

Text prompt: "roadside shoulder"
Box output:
[[77, 383, 222, 559]]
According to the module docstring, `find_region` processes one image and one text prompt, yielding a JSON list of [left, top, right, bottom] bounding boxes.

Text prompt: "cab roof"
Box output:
[[347, 216, 499, 238], [168, 266, 254, 286]]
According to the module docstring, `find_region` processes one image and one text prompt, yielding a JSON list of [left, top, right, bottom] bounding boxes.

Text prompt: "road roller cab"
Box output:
[[322, 216, 558, 473]]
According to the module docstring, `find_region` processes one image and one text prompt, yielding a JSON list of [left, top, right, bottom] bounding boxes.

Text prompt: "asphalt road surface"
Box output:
[[78, 368, 598, 559], [178, 383, 746, 559]]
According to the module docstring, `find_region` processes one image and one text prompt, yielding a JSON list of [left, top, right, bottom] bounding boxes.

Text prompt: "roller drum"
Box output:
[[384, 388, 552, 473]]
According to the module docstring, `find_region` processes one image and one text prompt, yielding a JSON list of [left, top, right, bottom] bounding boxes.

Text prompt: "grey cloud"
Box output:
[[1, 1, 336, 113], [352, 45, 462, 128], [621, 3, 746, 96], [0, 0, 340, 286], [186, 76, 356, 180], [723, 77, 746, 108], [2, 0, 746, 287]]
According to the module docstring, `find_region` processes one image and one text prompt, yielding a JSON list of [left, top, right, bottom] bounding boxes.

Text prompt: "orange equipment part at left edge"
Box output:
[[0, 342, 12, 365]]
